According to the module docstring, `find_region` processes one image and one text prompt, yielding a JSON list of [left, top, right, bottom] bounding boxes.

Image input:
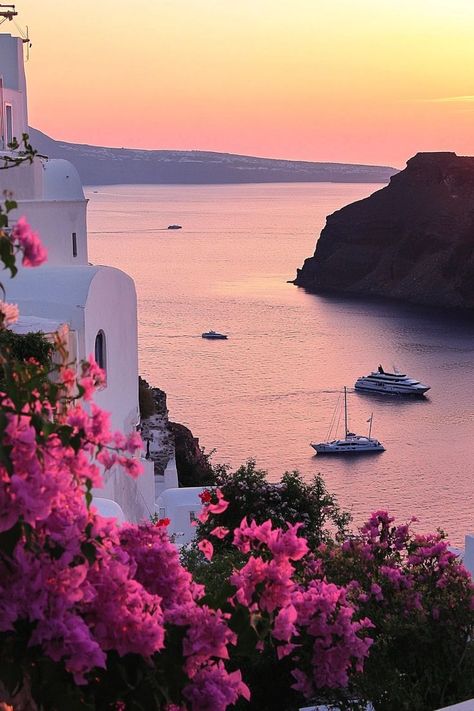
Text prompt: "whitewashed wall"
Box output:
[[85, 266, 139, 433], [99, 458, 155, 525], [156, 487, 206, 545], [0, 31, 154, 524], [0, 34, 28, 143]]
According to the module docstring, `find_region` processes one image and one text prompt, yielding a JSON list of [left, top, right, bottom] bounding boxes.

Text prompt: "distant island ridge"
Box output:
[[295, 151, 474, 311], [28, 127, 398, 186]]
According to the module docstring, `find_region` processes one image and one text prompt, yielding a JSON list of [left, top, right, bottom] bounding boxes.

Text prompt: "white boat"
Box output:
[[202, 330, 228, 340], [311, 387, 385, 454], [355, 365, 430, 396]]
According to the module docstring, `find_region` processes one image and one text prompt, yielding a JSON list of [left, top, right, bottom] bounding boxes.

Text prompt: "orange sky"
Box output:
[[12, 0, 474, 167]]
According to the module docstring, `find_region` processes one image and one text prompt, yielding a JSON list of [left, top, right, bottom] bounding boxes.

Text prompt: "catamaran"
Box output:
[[311, 387, 385, 454]]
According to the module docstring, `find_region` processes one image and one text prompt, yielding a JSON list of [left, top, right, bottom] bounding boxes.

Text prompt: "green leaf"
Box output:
[[0, 521, 22, 556], [4, 199, 17, 212], [80, 540, 97, 563]]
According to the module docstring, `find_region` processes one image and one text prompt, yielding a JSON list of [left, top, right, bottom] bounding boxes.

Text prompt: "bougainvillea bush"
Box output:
[[187, 482, 474, 711], [319, 512, 474, 710], [193, 462, 352, 550]]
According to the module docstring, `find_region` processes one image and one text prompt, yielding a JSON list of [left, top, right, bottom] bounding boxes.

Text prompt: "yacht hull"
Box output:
[[355, 381, 430, 396], [311, 443, 385, 454]]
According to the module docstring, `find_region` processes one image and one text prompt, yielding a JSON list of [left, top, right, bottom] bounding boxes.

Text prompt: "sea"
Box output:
[[87, 183, 474, 545]]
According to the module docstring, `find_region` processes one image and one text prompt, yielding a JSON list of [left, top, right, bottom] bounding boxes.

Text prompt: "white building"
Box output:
[[0, 30, 155, 522], [156, 486, 207, 545]]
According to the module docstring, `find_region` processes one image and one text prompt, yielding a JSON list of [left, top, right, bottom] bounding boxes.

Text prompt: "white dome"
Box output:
[[43, 159, 84, 201], [93, 498, 126, 524]]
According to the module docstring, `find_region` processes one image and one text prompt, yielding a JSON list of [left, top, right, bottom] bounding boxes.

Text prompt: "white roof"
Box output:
[[6, 266, 101, 323], [6, 264, 135, 337], [43, 159, 85, 201], [157, 486, 206, 507], [93, 497, 126, 524]]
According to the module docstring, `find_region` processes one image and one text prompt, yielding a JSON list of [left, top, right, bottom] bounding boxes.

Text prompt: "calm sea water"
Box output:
[[87, 183, 474, 545]]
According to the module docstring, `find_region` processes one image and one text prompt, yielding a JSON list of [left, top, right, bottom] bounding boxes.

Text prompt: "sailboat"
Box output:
[[311, 387, 385, 454]]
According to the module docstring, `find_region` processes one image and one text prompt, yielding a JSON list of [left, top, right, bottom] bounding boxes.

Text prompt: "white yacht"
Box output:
[[202, 330, 228, 340], [311, 387, 385, 455], [355, 366, 430, 396]]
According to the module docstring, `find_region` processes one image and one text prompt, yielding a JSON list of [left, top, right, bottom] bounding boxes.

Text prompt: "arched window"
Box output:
[[94, 330, 107, 374]]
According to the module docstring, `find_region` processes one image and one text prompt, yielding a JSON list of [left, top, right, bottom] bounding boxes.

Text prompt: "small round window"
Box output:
[[94, 330, 107, 373]]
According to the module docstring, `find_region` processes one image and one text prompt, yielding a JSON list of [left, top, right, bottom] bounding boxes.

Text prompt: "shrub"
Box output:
[[138, 376, 156, 420], [316, 512, 474, 710], [184, 479, 474, 711], [193, 460, 351, 551]]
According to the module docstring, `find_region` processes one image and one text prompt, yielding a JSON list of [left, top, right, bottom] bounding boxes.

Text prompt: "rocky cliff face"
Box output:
[[139, 378, 214, 486], [295, 152, 474, 310], [169, 422, 215, 488]]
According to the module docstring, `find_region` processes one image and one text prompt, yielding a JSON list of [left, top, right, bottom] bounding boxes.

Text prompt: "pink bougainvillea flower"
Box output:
[[207, 488, 229, 515], [125, 430, 143, 454], [79, 355, 106, 399], [183, 662, 250, 711], [273, 604, 298, 642], [119, 455, 143, 479], [59, 367, 77, 394], [197, 508, 210, 524], [11, 216, 47, 267], [210, 526, 230, 539], [198, 539, 214, 561]]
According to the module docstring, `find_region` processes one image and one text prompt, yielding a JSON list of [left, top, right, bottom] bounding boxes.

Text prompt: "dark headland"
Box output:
[[295, 152, 474, 311], [28, 127, 397, 186]]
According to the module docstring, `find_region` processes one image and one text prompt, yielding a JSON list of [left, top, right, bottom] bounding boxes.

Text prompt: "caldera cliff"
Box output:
[[295, 152, 474, 310]]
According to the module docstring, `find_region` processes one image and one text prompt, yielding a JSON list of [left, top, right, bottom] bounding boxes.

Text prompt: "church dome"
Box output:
[[43, 159, 84, 201]]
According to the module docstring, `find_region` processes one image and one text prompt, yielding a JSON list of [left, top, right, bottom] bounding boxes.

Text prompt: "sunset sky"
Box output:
[[14, 0, 474, 167]]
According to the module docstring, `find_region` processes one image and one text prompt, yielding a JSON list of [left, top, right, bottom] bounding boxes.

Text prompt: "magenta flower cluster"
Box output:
[[321, 509, 474, 625], [215, 516, 373, 696], [0, 351, 252, 709], [10, 216, 47, 267]]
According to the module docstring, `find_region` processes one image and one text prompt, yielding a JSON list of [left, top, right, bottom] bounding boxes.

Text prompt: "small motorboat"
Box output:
[[167, 224, 182, 230], [355, 365, 430, 396], [202, 330, 228, 340]]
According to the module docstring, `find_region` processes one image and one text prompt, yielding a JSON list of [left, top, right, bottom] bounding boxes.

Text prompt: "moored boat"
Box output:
[[355, 365, 430, 396], [311, 387, 385, 454], [202, 330, 228, 340]]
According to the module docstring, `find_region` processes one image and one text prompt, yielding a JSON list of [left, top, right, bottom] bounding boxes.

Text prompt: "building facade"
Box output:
[[0, 32, 155, 522]]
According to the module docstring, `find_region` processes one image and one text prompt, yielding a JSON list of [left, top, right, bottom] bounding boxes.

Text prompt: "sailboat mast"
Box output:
[[344, 386, 348, 436]]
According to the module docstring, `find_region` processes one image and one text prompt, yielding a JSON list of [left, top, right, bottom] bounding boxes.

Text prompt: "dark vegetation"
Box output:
[[0, 330, 53, 382], [138, 376, 156, 420]]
